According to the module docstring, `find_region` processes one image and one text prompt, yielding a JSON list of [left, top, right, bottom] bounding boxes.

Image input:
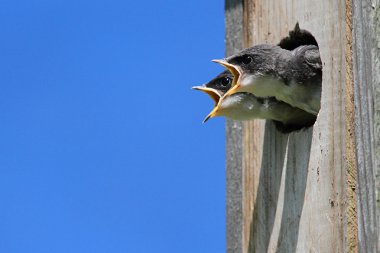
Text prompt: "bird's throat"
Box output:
[[240, 74, 285, 98]]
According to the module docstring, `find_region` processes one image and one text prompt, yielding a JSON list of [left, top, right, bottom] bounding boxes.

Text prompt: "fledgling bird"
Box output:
[[192, 70, 316, 132], [192, 70, 233, 106], [213, 38, 322, 115], [277, 23, 319, 51]]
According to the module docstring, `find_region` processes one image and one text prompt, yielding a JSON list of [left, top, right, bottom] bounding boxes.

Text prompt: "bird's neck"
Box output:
[[275, 80, 321, 115], [259, 99, 315, 125], [241, 75, 285, 98], [256, 99, 288, 121]]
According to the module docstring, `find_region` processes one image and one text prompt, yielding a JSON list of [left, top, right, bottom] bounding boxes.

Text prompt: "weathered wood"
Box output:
[[242, 1, 350, 252], [352, 0, 380, 252], [344, 0, 359, 251], [375, 3, 380, 251], [225, 1, 380, 252], [225, 1, 244, 253], [222, 0, 380, 252]]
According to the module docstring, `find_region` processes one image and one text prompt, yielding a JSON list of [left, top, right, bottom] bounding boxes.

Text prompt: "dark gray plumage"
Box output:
[[205, 70, 233, 94], [278, 23, 319, 50], [219, 42, 322, 115]]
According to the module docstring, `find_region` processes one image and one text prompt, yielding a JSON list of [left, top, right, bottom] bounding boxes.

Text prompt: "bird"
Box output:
[[277, 23, 319, 51], [192, 70, 316, 133], [192, 70, 232, 106], [213, 31, 322, 115]]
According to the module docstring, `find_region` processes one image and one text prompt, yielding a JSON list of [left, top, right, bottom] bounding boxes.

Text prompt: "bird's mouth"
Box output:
[[192, 86, 222, 106], [212, 59, 242, 97], [194, 60, 242, 123], [192, 86, 222, 123]]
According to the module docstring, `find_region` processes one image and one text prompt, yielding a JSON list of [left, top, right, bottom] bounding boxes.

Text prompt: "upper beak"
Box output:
[[192, 86, 221, 106], [212, 59, 242, 97], [203, 106, 219, 123]]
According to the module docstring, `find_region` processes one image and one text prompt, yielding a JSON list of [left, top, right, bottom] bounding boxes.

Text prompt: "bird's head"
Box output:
[[192, 70, 233, 106], [203, 70, 234, 95], [213, 45, 279, 97], [193, 70, 242, 123]]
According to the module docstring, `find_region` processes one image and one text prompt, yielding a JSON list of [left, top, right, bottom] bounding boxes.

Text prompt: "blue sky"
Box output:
[[0, 1, 226, 252]]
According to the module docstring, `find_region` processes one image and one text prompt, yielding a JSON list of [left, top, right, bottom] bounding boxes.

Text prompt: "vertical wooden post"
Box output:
[[225, 1, 244, 252], [224, 0, 380, 252], [352, 0, 380, 252]]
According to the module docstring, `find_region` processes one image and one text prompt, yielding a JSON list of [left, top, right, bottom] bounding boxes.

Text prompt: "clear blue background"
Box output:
[[0, 1, 226, 252]]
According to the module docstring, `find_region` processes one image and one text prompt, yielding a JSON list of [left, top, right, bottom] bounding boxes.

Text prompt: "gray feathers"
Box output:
[[194, 23, 322, 133]]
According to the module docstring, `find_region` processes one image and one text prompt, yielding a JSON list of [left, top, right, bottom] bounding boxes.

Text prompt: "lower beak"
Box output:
[[203, 106, 219, 123], [224, 83, 241, 97]]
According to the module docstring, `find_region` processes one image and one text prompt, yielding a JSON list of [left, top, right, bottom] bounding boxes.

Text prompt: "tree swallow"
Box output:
[[213, 40, 322, 115], [193, 71, 316, 132], [192, 70, 232, 106], [278, 23, 318, 51]]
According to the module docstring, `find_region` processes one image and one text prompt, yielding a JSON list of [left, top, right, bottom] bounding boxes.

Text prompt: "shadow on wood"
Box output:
[[248, 122, 312, 252], [277, 128, 312, 251]]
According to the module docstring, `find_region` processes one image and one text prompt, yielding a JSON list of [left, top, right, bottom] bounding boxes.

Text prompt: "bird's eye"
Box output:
[[241, 55, 252, 64], [220, 77, 231, 87]]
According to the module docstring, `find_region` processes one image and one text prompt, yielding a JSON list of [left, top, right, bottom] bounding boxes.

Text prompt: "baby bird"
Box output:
[[277, 23, 319, 51], [193, 70, 316, 132], [213, 33, 322, 115]]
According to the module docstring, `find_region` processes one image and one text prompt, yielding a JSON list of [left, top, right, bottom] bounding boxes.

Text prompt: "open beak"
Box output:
[[223, 82, 241, 97], [212, 59, 240, 86], [211, 59, 242, 97], [192, 86, 221, 123], [203, 106, 219, 123], [192, 86, 221, 106]]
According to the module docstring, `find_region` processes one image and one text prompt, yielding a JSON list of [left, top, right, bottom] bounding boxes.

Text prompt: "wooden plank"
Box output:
[[374, 3, 380, 251], [344, 0, 358, 251], [238, 0, 354, 252], [225, 0, 380, 252], [225, 1, 244, 253], [351, 0, 380, 251]]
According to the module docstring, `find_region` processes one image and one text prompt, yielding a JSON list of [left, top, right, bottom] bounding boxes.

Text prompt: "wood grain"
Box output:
[[374, 2, 380, 251], [225, 0, 380, 252], [241, 1, 349, 252], [224, 0, 359, 252], [344, 0, 358, 251], [352, 0, 380, 252], [225, 1, 244, 253]]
